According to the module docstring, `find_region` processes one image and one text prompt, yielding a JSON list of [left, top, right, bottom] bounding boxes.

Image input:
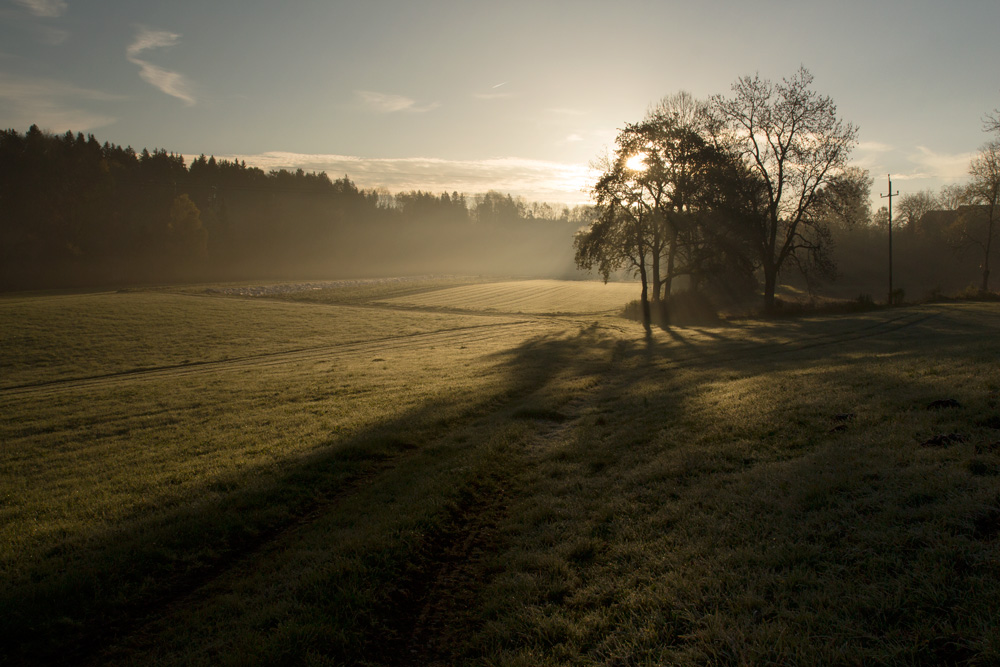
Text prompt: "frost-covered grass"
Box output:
[[471, 303, 1000, 665], [3, 285, 1000, 665], [0, 286, 515, 387]]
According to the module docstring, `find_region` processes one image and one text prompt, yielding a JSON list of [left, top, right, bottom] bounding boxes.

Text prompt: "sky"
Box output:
[[2, 0, 998, 208]]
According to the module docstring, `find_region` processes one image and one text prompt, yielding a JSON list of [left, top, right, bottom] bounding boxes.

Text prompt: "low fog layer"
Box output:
[[0, 127, 590, 291]]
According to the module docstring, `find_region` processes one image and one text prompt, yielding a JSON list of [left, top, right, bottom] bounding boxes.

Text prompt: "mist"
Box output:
[[0, 126, 590, 291]]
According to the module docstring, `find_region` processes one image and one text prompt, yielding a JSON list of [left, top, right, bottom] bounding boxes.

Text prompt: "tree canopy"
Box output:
[[576, 68, 860, 318], [711, 67, 858, 310]]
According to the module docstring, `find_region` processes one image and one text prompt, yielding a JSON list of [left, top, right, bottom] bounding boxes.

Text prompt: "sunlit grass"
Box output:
[[377, 278, 639, 314], [0, 288, 521, 386], [257, 275, 494, 305]]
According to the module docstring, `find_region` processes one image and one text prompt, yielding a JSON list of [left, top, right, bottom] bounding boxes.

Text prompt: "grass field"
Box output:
[[376, 279, 640, 314], [3, 278, 1000, 665]]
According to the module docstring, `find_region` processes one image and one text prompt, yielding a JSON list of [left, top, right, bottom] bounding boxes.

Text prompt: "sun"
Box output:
[[625, 153, 648, 172]]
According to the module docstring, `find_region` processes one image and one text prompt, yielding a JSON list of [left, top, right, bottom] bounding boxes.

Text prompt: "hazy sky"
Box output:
[[2, 0, 998, 206]]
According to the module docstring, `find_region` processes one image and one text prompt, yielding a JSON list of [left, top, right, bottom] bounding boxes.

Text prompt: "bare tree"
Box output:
[[953, 141, 1000, 291], [938, 183, 971, 211], [894, 190, 938, 230], [711, 67, 858, 311], [985, 108, 1000, 136]]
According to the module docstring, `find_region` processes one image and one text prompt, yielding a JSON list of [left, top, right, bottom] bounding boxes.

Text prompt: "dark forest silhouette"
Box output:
[[0, 126, 591, 291]]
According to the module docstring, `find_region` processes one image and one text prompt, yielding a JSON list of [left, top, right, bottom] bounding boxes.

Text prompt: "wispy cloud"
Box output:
[[473, 82, 515, 99], [0, 72, 118, 131], [126, 27, 195, 106], [356, 90, 439, 113], [853, 142, 974, 193], [852, 141, 895, 171], [12, 0, 67, 18], [206, 151, 595, 205], [473, 91, 515, 100], [905, 145, 974, 181]]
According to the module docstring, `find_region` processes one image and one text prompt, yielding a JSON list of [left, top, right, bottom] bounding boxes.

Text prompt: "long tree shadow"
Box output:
[[471, 303, 1000, 664], [8, 304, 997, 665], [1, 320, 622, 666]]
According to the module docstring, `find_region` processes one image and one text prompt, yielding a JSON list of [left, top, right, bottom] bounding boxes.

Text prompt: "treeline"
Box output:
[[796, 135, 999, 302], [0, 125, 589, 291], [829, 196, 999, 304]]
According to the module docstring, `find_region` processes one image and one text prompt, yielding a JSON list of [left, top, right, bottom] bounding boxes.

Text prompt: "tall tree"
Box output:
[[474, 191, 522, 225], [711, 67, 858, 311], [577, 151, 655, 328], [634, 93, 722, 300], [953, 141, 1000, 291], [577, 93, 764, 323], [165, 193, 208, 267], [814, 166, 873, 230]]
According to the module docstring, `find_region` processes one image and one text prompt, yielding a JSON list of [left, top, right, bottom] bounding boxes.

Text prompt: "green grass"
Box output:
[[3, 282, 1000, 665]]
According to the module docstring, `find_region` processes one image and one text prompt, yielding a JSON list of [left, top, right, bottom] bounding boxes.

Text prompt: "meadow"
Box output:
[[2, 278, 999, 665]]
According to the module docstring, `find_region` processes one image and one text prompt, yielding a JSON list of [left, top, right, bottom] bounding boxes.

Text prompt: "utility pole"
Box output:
[[881, 175, 899, 306]]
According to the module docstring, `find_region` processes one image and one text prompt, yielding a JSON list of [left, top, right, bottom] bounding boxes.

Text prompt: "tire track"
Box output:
[[393, 370, 610, 666]]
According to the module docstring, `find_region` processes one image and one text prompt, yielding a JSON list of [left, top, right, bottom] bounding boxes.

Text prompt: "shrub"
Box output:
[[620, 291, 721, 327], [955, 285, 1000, 301]]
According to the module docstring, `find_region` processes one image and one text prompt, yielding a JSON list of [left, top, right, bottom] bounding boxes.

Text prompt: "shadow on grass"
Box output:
[[474, 303, 1000, 664], [8, 304, 1000, 665], [0, 320, 623, 666]]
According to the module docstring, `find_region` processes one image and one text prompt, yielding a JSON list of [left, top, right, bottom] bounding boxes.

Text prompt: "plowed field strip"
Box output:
[[379, 280, 636, 313]]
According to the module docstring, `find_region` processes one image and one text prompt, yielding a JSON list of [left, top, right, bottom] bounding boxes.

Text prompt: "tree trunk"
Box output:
[[664, 237, 677, 298], [984, 209, 995, 292], [638, 260, 651, 330], [763, 261, 778, 313], [651, 249, 662, 305]]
